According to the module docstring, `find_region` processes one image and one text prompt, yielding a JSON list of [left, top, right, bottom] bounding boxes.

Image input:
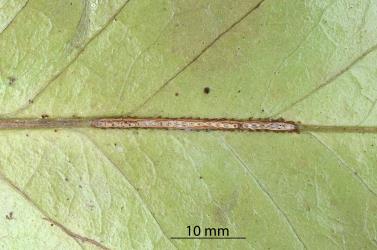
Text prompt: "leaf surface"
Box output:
[[0, 0, 376, 249]]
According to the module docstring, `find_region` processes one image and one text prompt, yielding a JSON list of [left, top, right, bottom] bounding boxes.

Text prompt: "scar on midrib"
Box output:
[[0, 117, 376, 134]]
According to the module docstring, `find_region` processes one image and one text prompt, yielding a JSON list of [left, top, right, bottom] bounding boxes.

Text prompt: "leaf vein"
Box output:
[[0, 170, 109, 249], [309, 132, 377, 197], [273, 42, 377, 117], [3, 0, 132, 117], [0, 0, 30, 34], [74, 130, 178, 249], [260, 0, 336, 114], [128, 0, 266, 115], [222, 138, 307, 249]]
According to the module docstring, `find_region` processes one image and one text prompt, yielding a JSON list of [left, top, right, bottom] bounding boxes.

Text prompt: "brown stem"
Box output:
[[0, 117, 376, 134], [298, 124, 377, 133], [0, 118, 91, 129]]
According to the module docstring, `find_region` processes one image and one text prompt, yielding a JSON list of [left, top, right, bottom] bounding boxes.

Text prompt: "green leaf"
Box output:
[[1, 0, 377, 249]]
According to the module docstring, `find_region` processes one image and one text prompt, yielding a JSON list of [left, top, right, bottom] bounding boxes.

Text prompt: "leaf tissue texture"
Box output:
[[0, 0, 377, 249]]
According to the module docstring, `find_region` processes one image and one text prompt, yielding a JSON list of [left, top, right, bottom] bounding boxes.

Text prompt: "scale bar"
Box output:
[[171, 237, 246, 240]]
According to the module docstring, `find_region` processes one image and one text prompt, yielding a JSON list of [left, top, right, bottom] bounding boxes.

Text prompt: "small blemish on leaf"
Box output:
[[175, 92, 179, 96], [204, 87, 210, 94], [28, 99, 34, 104], [65, 177, 69, 182], [199, 176, 203, 179], [5, 211, 14, 220], [41, 114, 49, 119], [7, 77, 16, 85], [87, 203, 95, 210], [305, 204, 311, 212]]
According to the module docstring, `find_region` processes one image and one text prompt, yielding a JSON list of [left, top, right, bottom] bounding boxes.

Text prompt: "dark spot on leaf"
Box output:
[[54, 129, 58, 132], [87, 203, 95, 210], [238, 90, 241, 93], [28, 99, 34, 104], [65, 177, 69, 182], [78, 185, 82, 189], [50, 223, 54, 226], [26, 134, 29, 137], [175, 92, 179, 96], [41, 114, 49, 119], [199, 176, 203, 179], [5, 211, 14, 220], [204, 87, 210, 94], [261, 109, 265, 113], [7, 77, 16, 85]]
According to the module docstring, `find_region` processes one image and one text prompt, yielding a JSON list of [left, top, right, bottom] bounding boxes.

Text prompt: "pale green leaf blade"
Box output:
[[0, 0, 376, 249]]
